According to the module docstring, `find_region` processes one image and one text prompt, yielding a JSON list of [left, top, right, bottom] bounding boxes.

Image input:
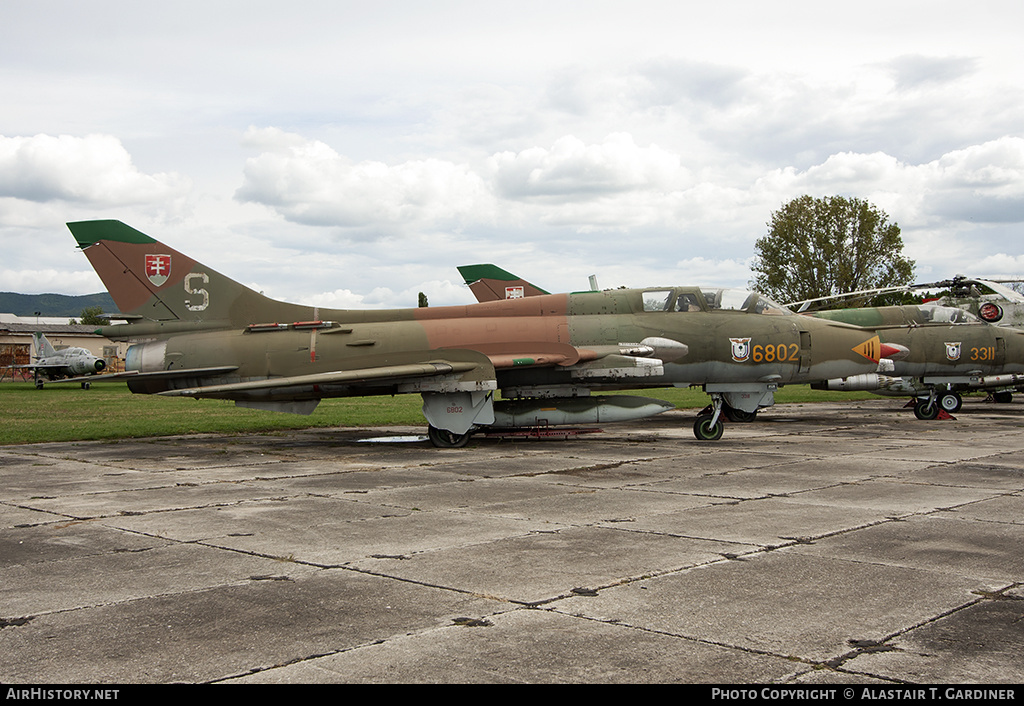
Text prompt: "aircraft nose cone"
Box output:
[[880, 342, 910, 361]]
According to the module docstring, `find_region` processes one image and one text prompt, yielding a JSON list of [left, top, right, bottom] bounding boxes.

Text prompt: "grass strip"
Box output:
[[0, 382, 878, 445]]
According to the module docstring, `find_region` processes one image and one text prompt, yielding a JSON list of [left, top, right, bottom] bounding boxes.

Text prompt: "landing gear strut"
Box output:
[[693, 395, 725, 441]]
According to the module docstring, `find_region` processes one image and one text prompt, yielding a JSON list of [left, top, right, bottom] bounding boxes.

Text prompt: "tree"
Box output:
[[418, 292, 429, 308], [750, 195, 915, 306], [77, 306, 110, 326]]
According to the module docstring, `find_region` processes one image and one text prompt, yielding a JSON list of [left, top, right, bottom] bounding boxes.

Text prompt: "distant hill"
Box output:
[[0, 292, 117, 318]]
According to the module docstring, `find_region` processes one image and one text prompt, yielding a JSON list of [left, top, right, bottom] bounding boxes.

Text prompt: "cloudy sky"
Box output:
[[3, 0, 1023, 308]]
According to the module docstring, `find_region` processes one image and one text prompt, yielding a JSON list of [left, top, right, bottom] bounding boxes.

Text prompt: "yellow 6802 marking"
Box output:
[[751, 343, 800, 363]]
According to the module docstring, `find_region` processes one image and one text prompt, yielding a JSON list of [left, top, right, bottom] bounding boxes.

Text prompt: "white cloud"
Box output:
[[307, 279, 468, 310], [2, 3, 1024, 306], [0, 268, 103, 296], [0, 134, 190, 206], [238, 130, 698, 235], [885, 55, 979, 90], [490, 133, 685, 199], [750, 138, 1024, 229], [672, 257, 755, 286], [973, 253, 1024, 277], [236, 127, 493, 230]]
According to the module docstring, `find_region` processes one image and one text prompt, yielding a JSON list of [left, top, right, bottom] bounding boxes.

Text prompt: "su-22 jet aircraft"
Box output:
[[452, 263, 903, 434], [805, 304, 1024, 418], [463, 266, 1024, 422], [10, 332, 106, 389], [69, 221, 891, 446]]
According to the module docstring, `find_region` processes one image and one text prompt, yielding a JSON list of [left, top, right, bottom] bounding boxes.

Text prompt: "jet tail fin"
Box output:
[[457, 263, 549, 303], [67, 220, 304, 327], [33, 332, 58, 358]]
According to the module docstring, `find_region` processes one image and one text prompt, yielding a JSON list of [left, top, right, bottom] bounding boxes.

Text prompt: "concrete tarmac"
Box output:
[[1, 398, 1023, 684]]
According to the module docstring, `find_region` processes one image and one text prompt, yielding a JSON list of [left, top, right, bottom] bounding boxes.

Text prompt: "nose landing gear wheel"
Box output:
[[913, 398, 940, 420], [693, 413, 724, 441]]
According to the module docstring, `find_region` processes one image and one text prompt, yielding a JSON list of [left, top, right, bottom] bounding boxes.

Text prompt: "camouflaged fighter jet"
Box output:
[[453, 264, 900, 436], [10, 332, 107, 389], [68, 221, 893, 445], [805, 304, 1024, 418]]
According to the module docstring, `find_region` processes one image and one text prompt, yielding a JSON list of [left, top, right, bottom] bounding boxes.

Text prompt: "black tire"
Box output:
[[993, 391, 1013, 404], [914, 398, 940, 420], [693, 413, 724, 441], [428, 425, 470, 448], [724, 406, 757, 423], [938, 392, 961, 413]]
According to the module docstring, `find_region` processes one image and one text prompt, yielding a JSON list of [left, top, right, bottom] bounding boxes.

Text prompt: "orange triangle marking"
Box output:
[[853, 335, 882, 363]]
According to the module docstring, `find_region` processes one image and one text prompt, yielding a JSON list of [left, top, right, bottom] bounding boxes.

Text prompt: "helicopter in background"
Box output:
[[929, 276, 1024, 328], [789, 276, 1024, 326]]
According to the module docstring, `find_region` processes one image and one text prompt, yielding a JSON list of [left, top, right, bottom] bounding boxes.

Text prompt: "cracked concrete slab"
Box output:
[[0, 568, 506, 683], [348, 524, 743, 604], [231, 608, 805, 684], [790, 514, 1024, 584], [840, 597, 1024, 683], [1, 398, 1023, 683], [554, 551, 987, 664]]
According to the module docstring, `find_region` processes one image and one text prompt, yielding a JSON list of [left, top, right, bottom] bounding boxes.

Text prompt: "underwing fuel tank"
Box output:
[[811, 374, 920, 394], [491, 395, 674, 428]]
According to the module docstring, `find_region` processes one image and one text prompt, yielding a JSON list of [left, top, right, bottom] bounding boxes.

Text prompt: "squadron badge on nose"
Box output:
[[730, 337, 752, 362]]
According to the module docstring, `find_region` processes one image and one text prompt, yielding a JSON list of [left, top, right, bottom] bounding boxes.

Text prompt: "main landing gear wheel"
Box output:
[[427, 425, 471, 448], [913, 398, 940, 420], [724, 405, 757, 423], [939, 392, 962, 413], [693, 413, 724, 441], [993, 391, 1013, 404]]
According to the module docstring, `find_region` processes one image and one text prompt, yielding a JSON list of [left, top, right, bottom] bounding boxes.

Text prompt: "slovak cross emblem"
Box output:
[[944, 342, 962, 361], [730, 337, 752, 362], [145, 254, 171, 287]]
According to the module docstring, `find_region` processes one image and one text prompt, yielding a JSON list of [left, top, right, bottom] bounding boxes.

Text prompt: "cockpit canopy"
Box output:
[[914, 304, 979, 324], [640, 287, 792, 315]]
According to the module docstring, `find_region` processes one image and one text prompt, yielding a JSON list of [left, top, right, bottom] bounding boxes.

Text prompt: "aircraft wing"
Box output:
[[157, 361, 481, 398], [156, 339, 673, 400], [22, 366, 241, 385], [463, 341, 675, 382], [465, 340, 678, 369], [9, 363, 67, 370]]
